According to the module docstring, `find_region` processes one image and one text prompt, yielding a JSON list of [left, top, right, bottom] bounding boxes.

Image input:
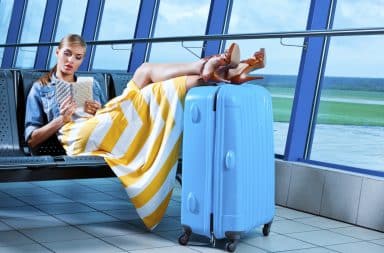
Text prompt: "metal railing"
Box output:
[[0, 27, 383, 48]]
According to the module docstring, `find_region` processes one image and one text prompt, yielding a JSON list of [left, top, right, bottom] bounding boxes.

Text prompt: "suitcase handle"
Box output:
[[187, 192, 198, 213], [225, 150, 236, 170], [190, 104, 200, 123]]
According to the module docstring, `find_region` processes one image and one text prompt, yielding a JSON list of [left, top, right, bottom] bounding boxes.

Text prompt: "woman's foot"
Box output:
[[200, 43, 240, 83], [226, 48, 265, 84]]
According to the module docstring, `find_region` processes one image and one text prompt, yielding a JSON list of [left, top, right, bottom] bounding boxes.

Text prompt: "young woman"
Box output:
[[25, 34, 265, 229]]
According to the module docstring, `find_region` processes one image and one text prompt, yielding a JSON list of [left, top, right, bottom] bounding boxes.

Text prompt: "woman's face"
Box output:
[[56, 43, 85, 76]]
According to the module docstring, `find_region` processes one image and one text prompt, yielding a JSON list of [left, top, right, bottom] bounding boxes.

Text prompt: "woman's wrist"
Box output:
[[54, 115, 67, 128]]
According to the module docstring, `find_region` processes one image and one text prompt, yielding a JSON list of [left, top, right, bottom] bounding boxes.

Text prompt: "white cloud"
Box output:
[[98, 0, 141, 39], [326, 36, 384, 77], [228, 0, 310, 33], [154, 0, 210, 36], [335, 0, 384, 28], [158, 1, 210, 25]]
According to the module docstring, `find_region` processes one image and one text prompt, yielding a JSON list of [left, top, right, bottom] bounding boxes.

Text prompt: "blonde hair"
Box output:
[[39, 34, 87, 85]]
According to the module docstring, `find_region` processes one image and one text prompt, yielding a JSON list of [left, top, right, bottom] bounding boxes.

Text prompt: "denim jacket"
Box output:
[[24, 74, 107, 142]]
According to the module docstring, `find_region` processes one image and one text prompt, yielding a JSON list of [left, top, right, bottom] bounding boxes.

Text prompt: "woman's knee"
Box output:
[[136, 63, 153, 78], [133, 63, 153, 88]]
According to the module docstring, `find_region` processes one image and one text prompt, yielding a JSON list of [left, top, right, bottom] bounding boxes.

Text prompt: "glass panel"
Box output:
[[148, 0, 210, 63], [92, 0, 140, 70], [15, 0, 47, 68], [0, 0, 14, 63], [227, 0, 310, 155], [311, 1, 384, 172], [333, 0, 384, 29], [48, 0, 88, 68], [311, 35, 384, 171]]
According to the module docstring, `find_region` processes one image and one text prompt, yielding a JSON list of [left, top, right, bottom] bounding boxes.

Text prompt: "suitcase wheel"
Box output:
[[262, 221, 272, 236], [178, 233, 190, 245], [225, 240, 238, 252], [178, 226, 192, 246]]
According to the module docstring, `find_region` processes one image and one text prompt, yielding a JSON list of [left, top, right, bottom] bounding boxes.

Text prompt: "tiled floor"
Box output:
[[0, 177, 383, 253]]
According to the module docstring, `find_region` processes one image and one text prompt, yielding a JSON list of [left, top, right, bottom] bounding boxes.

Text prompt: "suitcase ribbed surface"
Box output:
[[181, 84, 275, 240], [213, 84, 275, 238]]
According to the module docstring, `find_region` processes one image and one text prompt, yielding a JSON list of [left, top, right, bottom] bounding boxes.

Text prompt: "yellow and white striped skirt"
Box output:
[[58, 76, 186, 230]]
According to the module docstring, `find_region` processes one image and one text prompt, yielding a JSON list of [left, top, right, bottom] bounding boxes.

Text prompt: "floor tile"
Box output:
[[275, 207, 316, 219], [153, 217, 181, 232], [0, 186, 52, 197], [20, 225, 93, 243], [0, 231, 35, 246], [0, 191, 9, 198], [103, 232, 175, 251], [16, 193, 73, 205], [326, 241, 384, 253], [67, 192, 117, 202], [288, 230, 359, 246], [127, 217, 182, 232], [296, 216, 353, 229], [0, 182, 34, 190], [156, 228, 213, 245], [279, 247, 337, 253], [0, 205, 46, 218], [74, 178, 116, 186], [0, 179, 382, 253], [43, 238, 124, 252], [105, 208, 142, 221], [2, 215, 66, 229], [243, 233, 314, 252], [189, 242, 268, 253], [78, 221, 144, 237], [272, 215, 286, 222], [129, 245, 200, 253], [226, 242, 267, 253], [103, 190, 131, 200], [371, 238, 384, 246], [0, 221, 12, 232], [35, 202, 96, 215], [85, 182, 125, 192], [54, 211, 118, 225], [0, 196, 27, 207], [332, 226, 384, 240], [83, 199, 134, 211], [0, 243, 52, 253], [32, 179, 83, 187], [46, 184, 99, 196], [164, 204, 181, 217], [271, 219, 321, 234]]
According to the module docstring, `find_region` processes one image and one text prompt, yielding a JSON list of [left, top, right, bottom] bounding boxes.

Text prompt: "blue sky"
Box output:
[[100, 0, 384, 77], [1, 0, 383, 77]]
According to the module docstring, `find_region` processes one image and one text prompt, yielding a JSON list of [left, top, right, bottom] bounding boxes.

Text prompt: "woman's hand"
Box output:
[[60, 96, 76, 123], [84, 100, 101, 115]]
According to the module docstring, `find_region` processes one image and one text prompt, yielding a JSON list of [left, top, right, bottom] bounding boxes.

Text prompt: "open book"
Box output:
[[56, 77, 94, 108]]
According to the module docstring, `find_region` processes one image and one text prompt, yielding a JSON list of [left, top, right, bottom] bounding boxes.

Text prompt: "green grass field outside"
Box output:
[[266, 87, 384, 127]]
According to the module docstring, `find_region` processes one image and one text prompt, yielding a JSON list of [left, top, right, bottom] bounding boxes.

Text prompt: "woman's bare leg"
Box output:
[[185, 75, 205, 90], [132, 60, 205, 89], [132, 43, 240, 90]]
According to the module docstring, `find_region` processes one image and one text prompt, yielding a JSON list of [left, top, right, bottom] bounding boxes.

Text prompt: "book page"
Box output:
[[72, 76, 94, 108]]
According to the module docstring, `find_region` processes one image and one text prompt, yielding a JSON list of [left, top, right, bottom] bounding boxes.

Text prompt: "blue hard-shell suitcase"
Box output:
[[179, 84, 275, 252]]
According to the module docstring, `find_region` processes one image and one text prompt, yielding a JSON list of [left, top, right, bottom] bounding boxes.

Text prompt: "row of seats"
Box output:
[[0, 69, 134, 182]]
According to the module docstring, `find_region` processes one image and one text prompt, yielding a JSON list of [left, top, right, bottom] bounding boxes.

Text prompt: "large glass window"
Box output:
[[0, 0, 14, 63], [92, 0, 140, 70], [14, 0, 47, 68], [227, 0, 310, 155], [48, 0, 87, 68], [311, 1, 384, 171], [332, 0, 384, 29], [148, 0, 210, 63]]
